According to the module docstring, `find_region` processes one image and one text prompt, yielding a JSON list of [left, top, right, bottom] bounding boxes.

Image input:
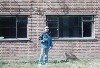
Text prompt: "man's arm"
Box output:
[[38, 33, 46, 43], [50, 37, 53, 48], [39, 33, 43, 43]]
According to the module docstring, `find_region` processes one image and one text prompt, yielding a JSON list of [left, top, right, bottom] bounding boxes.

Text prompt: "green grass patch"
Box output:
[[0, 59, 100, 68]]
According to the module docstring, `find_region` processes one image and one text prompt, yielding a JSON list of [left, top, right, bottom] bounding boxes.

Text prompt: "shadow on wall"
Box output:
[[65, 52, 78, 61]]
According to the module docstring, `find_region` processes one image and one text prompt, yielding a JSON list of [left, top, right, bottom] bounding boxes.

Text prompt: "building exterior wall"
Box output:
[[0, 0, 100, 62]]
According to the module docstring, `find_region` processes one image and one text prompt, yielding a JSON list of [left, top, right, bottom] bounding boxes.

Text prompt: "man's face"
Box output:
[[45, 27, 49, 32]]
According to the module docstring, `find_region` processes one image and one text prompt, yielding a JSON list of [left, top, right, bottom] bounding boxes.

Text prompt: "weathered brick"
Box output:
[[0, 0, 100, 62]]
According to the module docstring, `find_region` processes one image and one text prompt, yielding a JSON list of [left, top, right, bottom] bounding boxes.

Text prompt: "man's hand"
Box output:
[[50, 46, 53, 49], [42, 39, 47, 42], [44, 39, 48, 41], [42, 40, 45, 42]]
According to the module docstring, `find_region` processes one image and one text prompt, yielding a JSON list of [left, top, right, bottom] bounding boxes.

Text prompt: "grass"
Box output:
[[0, 59, 100, 68]]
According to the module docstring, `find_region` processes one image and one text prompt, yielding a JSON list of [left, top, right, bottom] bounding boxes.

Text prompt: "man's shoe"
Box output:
[[45, 63, 48, 65], [39, 64, 42, 66]]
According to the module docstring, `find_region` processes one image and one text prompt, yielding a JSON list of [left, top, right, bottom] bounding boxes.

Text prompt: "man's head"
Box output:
[[45, 26, 49, 32]]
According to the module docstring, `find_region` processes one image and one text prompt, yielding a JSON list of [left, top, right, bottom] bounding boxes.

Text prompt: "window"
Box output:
[[0, 16, 28, 39], [46, 15, 94, 38]]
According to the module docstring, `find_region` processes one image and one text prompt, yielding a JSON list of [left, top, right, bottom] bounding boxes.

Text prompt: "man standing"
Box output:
[[38, 26, 53, 65]]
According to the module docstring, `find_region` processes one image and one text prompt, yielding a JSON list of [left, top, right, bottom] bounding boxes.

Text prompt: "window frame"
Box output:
[[46, 15, 95, 40], [0, 15, 29, 41]]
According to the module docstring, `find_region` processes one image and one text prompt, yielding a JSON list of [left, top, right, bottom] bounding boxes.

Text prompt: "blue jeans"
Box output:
[[39, 48, 49, 64]]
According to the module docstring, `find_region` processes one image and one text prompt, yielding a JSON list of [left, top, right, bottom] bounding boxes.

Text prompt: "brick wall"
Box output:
[[0, 0, 100, 62]]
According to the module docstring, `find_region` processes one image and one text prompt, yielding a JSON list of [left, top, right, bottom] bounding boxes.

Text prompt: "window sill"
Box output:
[[0, 38, 30, 41], [52, 37, 97, 41]]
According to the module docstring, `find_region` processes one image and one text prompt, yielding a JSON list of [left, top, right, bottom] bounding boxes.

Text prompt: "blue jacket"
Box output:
[[39, 32, 53, 48]]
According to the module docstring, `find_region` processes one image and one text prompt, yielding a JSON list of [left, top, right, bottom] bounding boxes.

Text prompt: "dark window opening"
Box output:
[[83, 22, 92, 37], [46, 15, 94, 38], [0, 16, 28, 38]]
